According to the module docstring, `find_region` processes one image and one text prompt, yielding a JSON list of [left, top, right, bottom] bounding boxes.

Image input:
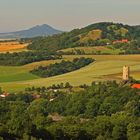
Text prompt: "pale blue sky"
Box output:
[[0, 0, 140, 32]]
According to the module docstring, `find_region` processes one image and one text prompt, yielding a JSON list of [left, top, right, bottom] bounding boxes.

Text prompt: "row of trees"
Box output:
[[114, 40, 140, 54], [0, 51, 61, 66], [78, 39, 111, 47], [0, 81, 140, 139], [60, 40, 140, 55], [31, 57, 94, 77], [60, 49, 112, 55], [25, 82, 73, 93]]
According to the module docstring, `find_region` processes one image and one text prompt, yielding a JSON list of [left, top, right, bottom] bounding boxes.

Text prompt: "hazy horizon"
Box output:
[[0, 0, 140, 33]]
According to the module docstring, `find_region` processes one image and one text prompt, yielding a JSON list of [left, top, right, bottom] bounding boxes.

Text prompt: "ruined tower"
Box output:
[[123, 66, 130, 81]]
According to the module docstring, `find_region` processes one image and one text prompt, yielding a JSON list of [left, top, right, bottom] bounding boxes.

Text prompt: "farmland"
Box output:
[[0, 55, 140, 92], [0, 41, 29, 53], [59, 46, 123, 54], [0, 22, 140, 92], [0, 59, 62, 82]]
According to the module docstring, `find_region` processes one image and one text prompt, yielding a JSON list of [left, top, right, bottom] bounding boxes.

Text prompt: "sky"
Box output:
[[0, 0, 140, 32]]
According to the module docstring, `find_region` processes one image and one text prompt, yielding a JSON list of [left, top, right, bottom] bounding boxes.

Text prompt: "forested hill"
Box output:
[[28, 22, 140, 52]]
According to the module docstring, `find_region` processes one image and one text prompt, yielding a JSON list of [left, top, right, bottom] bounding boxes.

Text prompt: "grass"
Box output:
[[80, 29, 102, 42], [0, 60, 62, 83], [59, 46, 123, 55], [0, 66, 39, 83], [1, 55, 140, 92]]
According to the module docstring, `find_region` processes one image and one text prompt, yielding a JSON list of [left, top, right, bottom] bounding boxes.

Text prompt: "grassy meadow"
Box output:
[[0, 55, 140, 92]]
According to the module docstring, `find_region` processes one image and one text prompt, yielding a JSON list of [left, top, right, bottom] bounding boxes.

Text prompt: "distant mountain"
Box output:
[[0, 24, 63, 39]]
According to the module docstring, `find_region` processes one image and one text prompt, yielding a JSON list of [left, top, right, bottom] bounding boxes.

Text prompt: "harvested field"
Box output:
[[0, 41, 29, 52]]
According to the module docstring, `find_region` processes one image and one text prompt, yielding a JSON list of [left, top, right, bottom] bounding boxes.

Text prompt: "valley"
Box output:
[[1, 0, 140, 139], [0, 20, 140, 140], [0, 22, 140, 92], [1, 54, 140, 92]]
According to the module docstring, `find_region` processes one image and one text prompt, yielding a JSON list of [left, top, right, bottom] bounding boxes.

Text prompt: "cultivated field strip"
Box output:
[[0, 55, 140, 92]]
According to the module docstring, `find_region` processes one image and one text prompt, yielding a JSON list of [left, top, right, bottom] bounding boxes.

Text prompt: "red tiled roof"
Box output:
[[132, 84, 140, 89], [113, 39, 128, 44]]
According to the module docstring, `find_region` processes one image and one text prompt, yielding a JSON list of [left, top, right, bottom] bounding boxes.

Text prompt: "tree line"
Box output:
[[30, 57, 94, 77], [114, 40, 140, 54], [0, 51, 62, 66]]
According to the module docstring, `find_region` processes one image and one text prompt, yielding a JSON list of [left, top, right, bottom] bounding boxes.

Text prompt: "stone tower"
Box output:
[[123, 66, 130, 81]]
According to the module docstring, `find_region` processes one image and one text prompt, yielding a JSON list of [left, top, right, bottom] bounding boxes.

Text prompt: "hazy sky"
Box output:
[[0, 0, 140, 32]]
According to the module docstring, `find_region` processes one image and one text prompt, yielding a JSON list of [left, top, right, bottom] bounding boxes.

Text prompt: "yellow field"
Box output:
[[1, 55, 140, 92], [0, 41, 29, 52]]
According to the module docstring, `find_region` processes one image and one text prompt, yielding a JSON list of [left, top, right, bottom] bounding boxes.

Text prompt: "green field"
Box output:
[[1, 55, 140, 92], [0, 59, 62, 82]]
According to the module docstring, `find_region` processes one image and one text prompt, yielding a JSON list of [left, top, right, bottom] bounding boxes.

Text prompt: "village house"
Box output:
[[113, 39, 129, 44], [0, 92, 9, 98], [131, 84, 140, 89]]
